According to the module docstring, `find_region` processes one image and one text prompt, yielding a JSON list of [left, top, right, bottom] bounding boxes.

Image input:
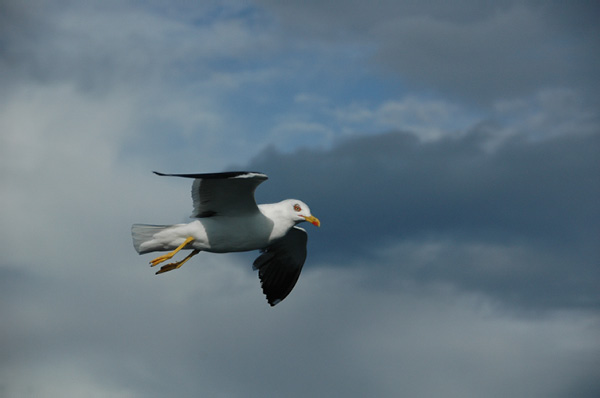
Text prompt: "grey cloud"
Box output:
[[4, 1, 598, 104], [258, 0, 600, 103], [0, 1, 274, 96], [244, 128, 600, 310], [3, 264, 598, 398], [372, 6, 599, 104], [2, 126, 598, 397], [2, 2, 599, 397]]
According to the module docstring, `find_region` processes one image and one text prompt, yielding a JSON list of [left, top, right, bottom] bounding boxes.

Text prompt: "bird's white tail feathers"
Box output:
[[131, 224, 172, 254]]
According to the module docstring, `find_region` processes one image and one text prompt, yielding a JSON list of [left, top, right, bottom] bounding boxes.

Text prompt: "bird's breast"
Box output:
[[197, 214, 274, 253]]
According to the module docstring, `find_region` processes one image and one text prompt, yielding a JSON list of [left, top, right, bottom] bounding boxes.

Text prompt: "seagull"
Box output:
[[131, 171, 320, 306]]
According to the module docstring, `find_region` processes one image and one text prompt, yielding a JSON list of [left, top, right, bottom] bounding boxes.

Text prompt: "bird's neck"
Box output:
[[258, 202, 296, 239]]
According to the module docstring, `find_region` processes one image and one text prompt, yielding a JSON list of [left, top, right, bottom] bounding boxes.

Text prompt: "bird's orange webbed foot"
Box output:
[[149, 236, 195, 267], [155, 249, 200, 275], [149, 253, 174, 267]]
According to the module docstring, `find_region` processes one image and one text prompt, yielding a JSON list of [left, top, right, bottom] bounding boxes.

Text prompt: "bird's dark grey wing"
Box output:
[[153, 171, 268, 218], [252, 226, 308, 306]]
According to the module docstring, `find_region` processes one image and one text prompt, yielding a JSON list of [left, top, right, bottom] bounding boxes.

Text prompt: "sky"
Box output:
[[1, 1, 599, 397]]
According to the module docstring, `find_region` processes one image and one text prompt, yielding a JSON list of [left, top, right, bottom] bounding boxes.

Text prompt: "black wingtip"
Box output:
[[269, 298, 282, 307], [152, 171, 267, 180]]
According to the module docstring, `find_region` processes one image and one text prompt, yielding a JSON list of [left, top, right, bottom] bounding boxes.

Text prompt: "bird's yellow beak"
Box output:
[[304, 215, 321, 227]]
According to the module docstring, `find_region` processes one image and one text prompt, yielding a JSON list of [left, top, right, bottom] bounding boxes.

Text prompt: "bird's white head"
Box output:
[[285, 199, 321, 227]]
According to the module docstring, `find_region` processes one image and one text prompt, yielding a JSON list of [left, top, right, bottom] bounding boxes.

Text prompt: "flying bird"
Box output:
[[131, 171, 320, 306]]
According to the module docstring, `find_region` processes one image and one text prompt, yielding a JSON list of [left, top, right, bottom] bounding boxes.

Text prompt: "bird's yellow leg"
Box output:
[[149, 236, 195, 267], [155, 249, 200, 275]]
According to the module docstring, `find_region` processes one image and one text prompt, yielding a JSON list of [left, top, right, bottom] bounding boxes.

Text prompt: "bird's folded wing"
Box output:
[[253, 226, 308, 306], [153, 171, 268, 217]]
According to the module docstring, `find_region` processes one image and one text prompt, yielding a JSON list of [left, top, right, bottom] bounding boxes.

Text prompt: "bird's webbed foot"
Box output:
[[155, 249, 200, 275], [149, 236, 195, 267]]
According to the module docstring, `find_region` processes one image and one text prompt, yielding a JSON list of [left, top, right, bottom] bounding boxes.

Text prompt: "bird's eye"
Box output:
[[293, 204, 301, 212]]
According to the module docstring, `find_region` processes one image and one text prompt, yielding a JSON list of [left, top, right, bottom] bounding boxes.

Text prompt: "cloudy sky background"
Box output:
[[1, 1, 599, 397]]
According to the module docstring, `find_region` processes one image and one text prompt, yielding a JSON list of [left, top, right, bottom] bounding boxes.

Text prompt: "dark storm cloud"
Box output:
[[258, 0, 600, 103], [244, 128, 600, 310]]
